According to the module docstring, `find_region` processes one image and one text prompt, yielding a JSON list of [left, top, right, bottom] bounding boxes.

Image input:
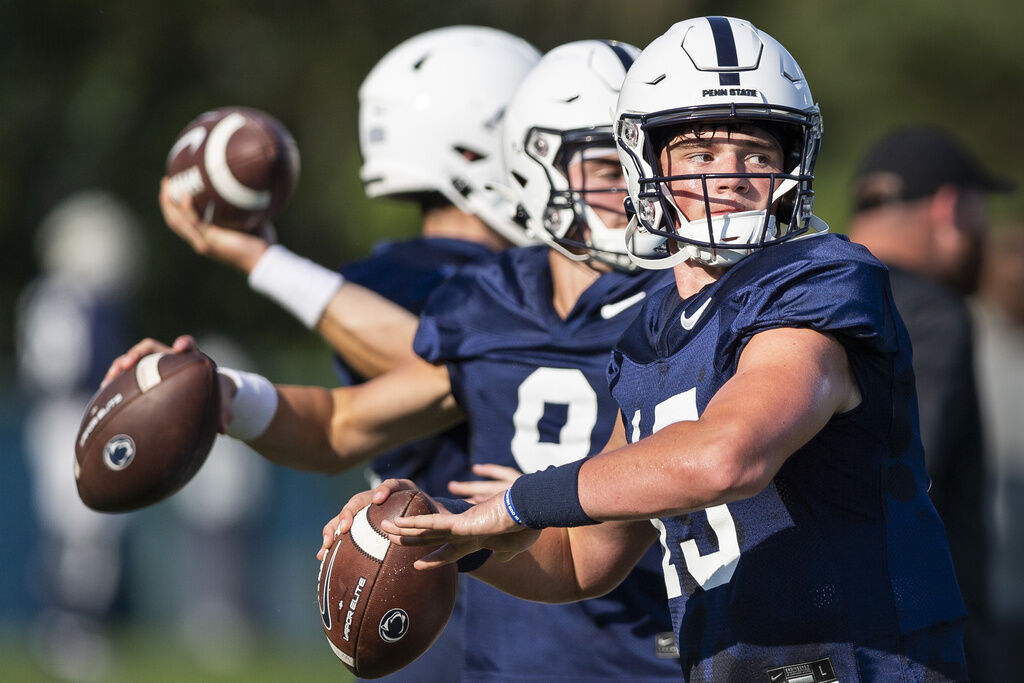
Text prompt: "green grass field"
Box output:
[[0, 627, 354, 683]]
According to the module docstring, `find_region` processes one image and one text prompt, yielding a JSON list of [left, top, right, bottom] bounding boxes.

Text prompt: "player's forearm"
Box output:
[[572, 329, 855, 522], [469, 528, 594, 603], [251, 384, 434, 474], [246, 246, 420, 378], [316, 283, 420, 378], [577, 420, 766, 520], [469, 522, 649, 603], [247, 384, 359, 473]]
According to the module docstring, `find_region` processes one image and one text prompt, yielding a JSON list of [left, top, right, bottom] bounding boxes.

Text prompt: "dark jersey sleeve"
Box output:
[[726, 239, 901, 360]]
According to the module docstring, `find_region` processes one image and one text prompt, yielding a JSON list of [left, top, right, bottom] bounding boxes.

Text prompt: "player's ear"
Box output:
[[928, 184, 962, 253], [928, 184, 960, 229]]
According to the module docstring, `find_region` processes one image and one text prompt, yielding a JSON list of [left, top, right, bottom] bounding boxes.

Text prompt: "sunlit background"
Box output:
[[1, 2, 1021, 681]]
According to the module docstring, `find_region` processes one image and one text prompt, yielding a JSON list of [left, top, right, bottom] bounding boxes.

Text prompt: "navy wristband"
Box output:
[[431, 497, 493, 573], [507, 459, 597, 529]]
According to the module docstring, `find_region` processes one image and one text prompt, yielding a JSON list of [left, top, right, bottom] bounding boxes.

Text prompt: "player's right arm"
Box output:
[[258, 357, 463, 474], [159, 179, 419, 378], [104, 335, 465, 475]]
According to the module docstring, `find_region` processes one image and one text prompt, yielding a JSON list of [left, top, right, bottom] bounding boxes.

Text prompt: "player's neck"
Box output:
[[674, 259, 724, 299], [421, 205, 511, 251], [549, 250, 602, 319]]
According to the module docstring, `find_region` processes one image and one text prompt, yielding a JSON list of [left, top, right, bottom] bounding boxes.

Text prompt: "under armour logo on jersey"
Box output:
[[680, 298, 711, 330]]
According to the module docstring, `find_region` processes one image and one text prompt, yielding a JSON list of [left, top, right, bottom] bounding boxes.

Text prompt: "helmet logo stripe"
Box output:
[[601, 40, 636, 71], [706, 16, 741, 86]]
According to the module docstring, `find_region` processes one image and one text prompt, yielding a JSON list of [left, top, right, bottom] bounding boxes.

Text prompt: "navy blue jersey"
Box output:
[[610, 235, 967, 681], [338, 237, 494, 683], [416, 246, 681, 681], [337, 237, 495, 496]]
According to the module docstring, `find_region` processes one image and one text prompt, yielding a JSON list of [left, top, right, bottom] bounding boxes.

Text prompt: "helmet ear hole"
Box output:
[[454, 145, 486, 162], [776, 195, 796, 225]]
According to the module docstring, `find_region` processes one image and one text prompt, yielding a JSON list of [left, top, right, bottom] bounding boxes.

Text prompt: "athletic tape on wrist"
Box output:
[[507, 459, 597, 529], [218, 367, 278, 442], [432, 497, 493, 573], [248, 244, 344, 329]]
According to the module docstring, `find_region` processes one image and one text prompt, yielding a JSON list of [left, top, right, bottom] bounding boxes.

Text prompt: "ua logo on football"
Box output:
[[379, 608, 409, 643], [103, 434, 136, 470]]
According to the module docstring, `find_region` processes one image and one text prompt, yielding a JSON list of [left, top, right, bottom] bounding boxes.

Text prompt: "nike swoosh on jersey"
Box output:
[[600, 291, 646, 319], [680, 298, 711, 330]]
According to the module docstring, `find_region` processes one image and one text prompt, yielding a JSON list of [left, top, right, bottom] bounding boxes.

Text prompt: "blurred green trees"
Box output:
[[2, 0, 1021, 380]]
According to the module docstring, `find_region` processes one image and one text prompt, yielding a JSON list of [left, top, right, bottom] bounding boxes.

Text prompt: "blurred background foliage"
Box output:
[[0, 1, 1021, 679], [1, 0, 1021, 383]]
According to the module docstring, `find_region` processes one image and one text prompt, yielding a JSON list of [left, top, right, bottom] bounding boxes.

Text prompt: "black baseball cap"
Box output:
[[852, 126, 1014, 213]]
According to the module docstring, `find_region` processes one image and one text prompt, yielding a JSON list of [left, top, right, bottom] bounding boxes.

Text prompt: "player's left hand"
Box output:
[[381, 490, 540, 570], [447, 463, 522, 503]]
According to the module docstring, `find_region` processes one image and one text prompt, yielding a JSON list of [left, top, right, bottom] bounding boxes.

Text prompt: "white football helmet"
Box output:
[[502, 40, 663, 270], [359, 26, 541, 246], [616, 16, 829, 269]]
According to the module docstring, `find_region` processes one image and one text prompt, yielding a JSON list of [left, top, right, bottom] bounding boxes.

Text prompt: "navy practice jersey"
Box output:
[[337, 237, 495, 496], [338, 237, 494, 683], [609, 235, 968, 682], [415, 246, 681, 682]]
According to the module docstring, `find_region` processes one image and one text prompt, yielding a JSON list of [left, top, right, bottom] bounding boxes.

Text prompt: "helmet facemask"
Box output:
[[516, 126, 638, 271], [619, 104, 825, 269]]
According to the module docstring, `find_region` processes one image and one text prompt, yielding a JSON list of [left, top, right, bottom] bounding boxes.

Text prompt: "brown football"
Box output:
[[74, 351, 220, 512], [165, 106, 300, 232], [317, 490, 458, 679]]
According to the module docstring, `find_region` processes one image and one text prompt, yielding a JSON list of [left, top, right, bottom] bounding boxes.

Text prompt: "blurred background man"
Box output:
[[14, 192, 273, 681], [848, 126, 1014, 682], [971, 227, 1024, 682], [15, 190, 142, 682]]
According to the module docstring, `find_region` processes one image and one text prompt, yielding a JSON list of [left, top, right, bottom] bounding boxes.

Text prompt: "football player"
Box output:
[[152, 27, 539, 683], [111, 40, 681, 680], [334, 17, 971, 682]]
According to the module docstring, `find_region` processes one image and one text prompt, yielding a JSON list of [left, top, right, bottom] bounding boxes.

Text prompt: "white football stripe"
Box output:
[[350, 505, 389, 562], [168, 126, 207, 162], [135, 353, 166, 393], [205, 112, 272, 210], [327, 638, 354, 666]]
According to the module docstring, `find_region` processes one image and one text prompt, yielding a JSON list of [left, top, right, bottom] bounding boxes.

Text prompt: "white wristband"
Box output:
[[218, 368, 278, 441], [248, 244, 344, 329]]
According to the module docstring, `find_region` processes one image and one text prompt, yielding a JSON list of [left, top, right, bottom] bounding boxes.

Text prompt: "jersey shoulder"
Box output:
[[339, 237, 496, 314], [414, 246, 554, 363], [727, 234, 901, 352], [614, 235, 901, 368]]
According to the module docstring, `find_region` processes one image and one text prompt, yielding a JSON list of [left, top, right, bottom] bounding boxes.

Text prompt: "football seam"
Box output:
[[353, 495, 415, 675]]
